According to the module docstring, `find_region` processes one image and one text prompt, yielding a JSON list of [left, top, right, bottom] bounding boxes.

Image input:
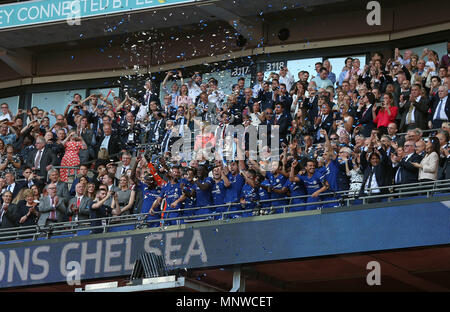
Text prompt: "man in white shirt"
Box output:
[[0, 103, 12, 122], [278, 67, 295, 92], [188, 72, 203, 101], [207, 78, 225, 112], [395, 48, 413, 67], [252, 71, 265, 98], [137, 81, 158, 121]]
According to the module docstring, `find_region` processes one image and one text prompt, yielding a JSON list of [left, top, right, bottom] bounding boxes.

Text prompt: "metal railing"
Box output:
[[1, 178, 449, 242]]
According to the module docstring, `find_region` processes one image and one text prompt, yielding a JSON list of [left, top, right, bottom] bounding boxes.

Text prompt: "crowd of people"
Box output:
[[0, 43, 450, 232]]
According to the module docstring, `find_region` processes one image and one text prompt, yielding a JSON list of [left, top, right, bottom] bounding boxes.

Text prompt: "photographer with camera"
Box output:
[[118, 112, 142, 153], [89, 187, 120, 234]]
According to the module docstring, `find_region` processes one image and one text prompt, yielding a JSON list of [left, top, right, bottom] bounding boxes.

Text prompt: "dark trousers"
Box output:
[[432, 120, 447, 129], [405, 123, 417, 131], [378, 126, 388, 136]]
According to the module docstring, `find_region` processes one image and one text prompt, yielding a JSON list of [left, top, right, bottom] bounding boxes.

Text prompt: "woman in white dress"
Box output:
[[411, 136, 440, 182], [344, 152, 363, 197]]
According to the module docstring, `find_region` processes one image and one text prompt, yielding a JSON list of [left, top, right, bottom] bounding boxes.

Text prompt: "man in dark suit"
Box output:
[[359, 139, 392, 202], [95, 123, 122, 161], [67, 183, 93, 221], [147, 111, 166, 145], [141, 80, 160, 107], [4, 172, 27, 201], [46, 169, 70, 209], [355, 92, 377, 137], [160, 120, 176, 154], [69, 164, 93, 196], [440, 42, 450, 68], [0, 191, 17, 228], [391, 140, 423, 185], [27, 136, 58, 179], [304, 85, 319, 124], [271, 102, 291, 145], [87, 106, 108, 139], [274, 83, 293, 113], [430, 85, 450, 129], [257, 81, 274, 111], [77, 116, 96, 163], [312, 98, 334, 143], [399, 84, 430, 132], [21, 166, 45, 189]]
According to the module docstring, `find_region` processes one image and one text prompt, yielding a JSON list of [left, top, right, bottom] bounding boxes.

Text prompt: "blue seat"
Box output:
[[76, 230, 91, 236], [109, 225, 135, 232]]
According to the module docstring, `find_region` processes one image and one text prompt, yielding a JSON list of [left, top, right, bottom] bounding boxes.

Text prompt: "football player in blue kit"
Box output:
[[290, 159, 329, 210], [240, 169, 259, 217], [285, 160, 307, 212], [222, 161, 245, 218], [251, 160, 289, 214], [317, 129, 341, 208], [149, 166, 183, 226], [131, 158, 162, 228], [174, 167, 197, 220], [255, 173, 271, 215], [211, 165, 227, 219], [192, 165, 214, 219]]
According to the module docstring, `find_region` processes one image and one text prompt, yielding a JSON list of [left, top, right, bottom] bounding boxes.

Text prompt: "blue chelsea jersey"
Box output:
[[211, 179, 226, 206], [182, 180, 196, 209], [193, 177, 213, 207], [224, 173, 245, 203], [298, 172, 325, 195], [138, 182, 161, 213], [160, 181, 183, 210], [241, 183, 258, 208]]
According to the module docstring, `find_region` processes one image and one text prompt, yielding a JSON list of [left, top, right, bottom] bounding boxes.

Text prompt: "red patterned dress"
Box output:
[[60, 141, 83, 182]]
